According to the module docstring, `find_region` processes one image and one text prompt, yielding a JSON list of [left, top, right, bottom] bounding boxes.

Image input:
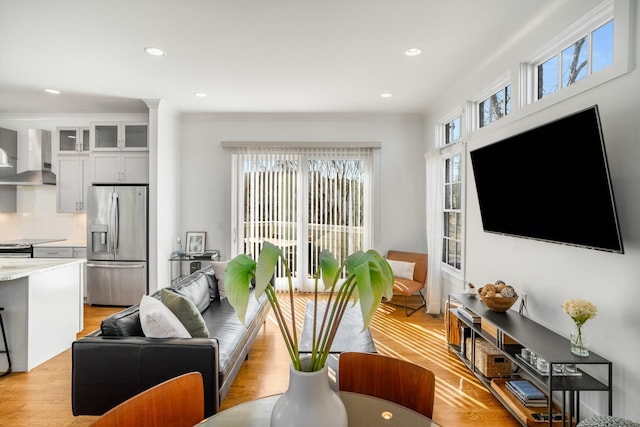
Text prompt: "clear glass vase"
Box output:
[[570, 324, 589, 357]]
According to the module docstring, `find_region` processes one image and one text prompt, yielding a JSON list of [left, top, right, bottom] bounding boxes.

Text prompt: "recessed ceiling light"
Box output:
[[44, 88, 61, 94], [194, 92, 207, 98], [405, 47, 423, 57], [380, 93, 393, 98], [144, 47, 165, 56]]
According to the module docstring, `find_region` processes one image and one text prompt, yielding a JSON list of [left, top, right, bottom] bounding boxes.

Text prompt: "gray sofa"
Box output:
[[71, 265, 269, 417]]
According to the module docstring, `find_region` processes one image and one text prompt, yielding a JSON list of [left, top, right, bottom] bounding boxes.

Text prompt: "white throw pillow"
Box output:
[[387, 259, 415, 280], [212, 260, 229, 299], [139, 295, 191, 338]]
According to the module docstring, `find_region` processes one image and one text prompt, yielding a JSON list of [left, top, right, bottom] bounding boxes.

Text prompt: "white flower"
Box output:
[[562, 299, 597, 327]]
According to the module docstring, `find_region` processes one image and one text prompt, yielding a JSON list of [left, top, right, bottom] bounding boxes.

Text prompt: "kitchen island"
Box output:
[[0, 258, 84, 372]]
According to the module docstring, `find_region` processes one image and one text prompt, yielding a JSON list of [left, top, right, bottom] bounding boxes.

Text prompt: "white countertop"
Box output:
[[0, 258, 85, 281]]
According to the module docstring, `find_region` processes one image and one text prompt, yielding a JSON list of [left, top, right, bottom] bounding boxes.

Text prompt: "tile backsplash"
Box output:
[[0, 186, 86, 241]]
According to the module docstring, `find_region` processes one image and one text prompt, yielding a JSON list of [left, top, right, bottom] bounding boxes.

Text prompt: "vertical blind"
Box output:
[[232, 146, 373, 291]]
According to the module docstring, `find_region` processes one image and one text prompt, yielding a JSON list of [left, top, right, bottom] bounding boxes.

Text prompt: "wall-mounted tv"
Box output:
[[469, 105, 624, 253]]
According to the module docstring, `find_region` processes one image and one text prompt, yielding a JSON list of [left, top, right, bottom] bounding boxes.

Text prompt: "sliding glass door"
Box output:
[[232, 146, 373, 291]]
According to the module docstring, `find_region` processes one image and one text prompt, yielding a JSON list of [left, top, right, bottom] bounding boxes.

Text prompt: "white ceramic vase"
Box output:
[[271, 357, 347, 427]]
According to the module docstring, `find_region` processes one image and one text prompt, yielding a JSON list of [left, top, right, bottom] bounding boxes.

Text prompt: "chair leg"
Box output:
[[0, 307, 11, 377], [384, 290, 427, 316]]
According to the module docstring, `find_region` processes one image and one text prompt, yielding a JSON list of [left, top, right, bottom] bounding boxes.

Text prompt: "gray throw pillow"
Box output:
[[160, 289, 209, 338], [171, 272, 211, 312]]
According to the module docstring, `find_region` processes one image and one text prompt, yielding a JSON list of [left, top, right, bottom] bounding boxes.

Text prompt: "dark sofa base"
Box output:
[[71, 266, 270, 418], [72, 337, 219, 416]]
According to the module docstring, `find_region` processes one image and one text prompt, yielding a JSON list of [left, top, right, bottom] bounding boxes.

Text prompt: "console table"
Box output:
[[169, 250, 220, 284], [447, 293, 612, 427]]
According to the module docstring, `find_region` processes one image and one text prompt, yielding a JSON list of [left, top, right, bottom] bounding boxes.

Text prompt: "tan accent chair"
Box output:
[[338, 351, 436, 418], [385, 250, 428, 316], [91, 372, 204, 427]]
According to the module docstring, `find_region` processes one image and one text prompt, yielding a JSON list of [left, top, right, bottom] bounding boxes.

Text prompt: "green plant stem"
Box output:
[[311, 276, 357, 371], [264, 286, 299, 368], [271, 256, 303, 370]]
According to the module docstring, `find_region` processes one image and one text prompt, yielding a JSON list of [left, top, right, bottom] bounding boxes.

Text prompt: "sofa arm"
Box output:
[[72, 336, 220, 417]]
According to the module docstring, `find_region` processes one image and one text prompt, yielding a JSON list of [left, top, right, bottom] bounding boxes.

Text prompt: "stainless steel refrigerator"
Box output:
[[86, 185, 148, 306]]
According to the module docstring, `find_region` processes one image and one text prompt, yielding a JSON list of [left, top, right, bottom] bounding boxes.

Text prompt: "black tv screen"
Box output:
[[469, 105, 624, 253]]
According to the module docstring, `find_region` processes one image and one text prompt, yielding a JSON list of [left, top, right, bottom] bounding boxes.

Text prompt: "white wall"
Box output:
[[424, 0, 639, 421], [148, 100, 182, 293], [178, 113, 427, 260]]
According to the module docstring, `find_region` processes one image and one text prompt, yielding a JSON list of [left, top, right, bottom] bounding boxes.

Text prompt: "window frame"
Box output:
[[442, 151, 464, 273], [225, 142, 381, 291], [519, 0, 631, 108], [436, 110, 466, 277]]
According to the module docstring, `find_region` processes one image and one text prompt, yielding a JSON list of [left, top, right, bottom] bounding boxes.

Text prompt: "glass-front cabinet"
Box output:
[[90, 122, 148, 151], [58, 127, 90, 153]]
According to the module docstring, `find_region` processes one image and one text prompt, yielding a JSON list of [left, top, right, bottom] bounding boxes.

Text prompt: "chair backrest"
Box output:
[[91, 372, 205, 427], [387, 250, 428, 285], [338, 352, 436, 418]]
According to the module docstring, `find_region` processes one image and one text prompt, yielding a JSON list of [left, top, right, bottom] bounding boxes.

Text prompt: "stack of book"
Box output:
[[505, 379, 548, 407], [457, 306, 481, 323]]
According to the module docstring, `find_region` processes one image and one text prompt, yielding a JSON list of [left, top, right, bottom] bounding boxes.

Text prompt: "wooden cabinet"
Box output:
[[57, 156, 91, 212], [90, 122, 148, 151], [91, 152, 148, 184], [447, 293, 612, 426], [58, 127, 90, 154]]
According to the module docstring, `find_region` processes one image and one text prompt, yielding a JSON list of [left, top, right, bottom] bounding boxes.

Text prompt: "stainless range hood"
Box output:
[[0, 129, 55, 185]]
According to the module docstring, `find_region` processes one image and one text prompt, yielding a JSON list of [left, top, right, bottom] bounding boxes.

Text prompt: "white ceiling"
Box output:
[[0, 0, 559, 115]]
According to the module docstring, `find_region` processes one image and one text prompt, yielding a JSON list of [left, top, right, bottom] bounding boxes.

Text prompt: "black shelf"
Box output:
[[169, 250, 220, 284], [448, 294, 612, 426]]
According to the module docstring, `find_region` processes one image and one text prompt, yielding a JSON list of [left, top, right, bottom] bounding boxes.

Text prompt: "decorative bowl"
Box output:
[[478, 288, 518, 312]]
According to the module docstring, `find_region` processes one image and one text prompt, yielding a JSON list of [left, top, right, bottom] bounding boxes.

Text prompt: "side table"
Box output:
[[169, 250, 220, 284]]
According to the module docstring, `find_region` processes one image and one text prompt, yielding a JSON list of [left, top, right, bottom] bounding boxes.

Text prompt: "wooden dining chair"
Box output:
[[91, 372, 205, 427], [338, 352, 436, 418]]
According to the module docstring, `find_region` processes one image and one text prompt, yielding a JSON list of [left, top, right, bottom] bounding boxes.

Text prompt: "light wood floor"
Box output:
[[0, 295, 520, 426]]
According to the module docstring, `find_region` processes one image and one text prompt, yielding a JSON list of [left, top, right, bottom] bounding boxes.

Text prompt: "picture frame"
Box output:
[[185, 231, 206, 255]]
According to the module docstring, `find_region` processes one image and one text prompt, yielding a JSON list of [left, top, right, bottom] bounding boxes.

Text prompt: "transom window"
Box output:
[[445, 115, 461, 145], [479, 84, 511, 128], [537, 19, 613, 99]]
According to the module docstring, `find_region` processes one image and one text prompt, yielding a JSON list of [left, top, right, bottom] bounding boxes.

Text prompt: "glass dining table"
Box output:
[[195, 391, 440, 426]]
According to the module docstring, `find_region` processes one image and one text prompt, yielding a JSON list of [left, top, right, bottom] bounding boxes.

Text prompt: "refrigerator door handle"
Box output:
[[113, 192, 120, 253], [108, 192, 119, 255], [106, 192, 113, 254], [86, 263, 146, 268]]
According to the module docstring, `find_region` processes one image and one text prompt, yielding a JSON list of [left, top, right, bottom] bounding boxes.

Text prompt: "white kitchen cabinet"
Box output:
[[90, 122, 148, 151], [57, 156, 91, 212], [32, 247, 74, 258], [73, 247, 87, 258], [91, 152, 148, 184], [32, 245, 87, 315], [58, 127, 90, 154], [0, 126, 17, 212]]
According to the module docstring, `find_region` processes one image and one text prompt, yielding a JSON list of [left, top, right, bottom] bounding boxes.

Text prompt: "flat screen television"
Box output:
[[469, 105, 624, 253]]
